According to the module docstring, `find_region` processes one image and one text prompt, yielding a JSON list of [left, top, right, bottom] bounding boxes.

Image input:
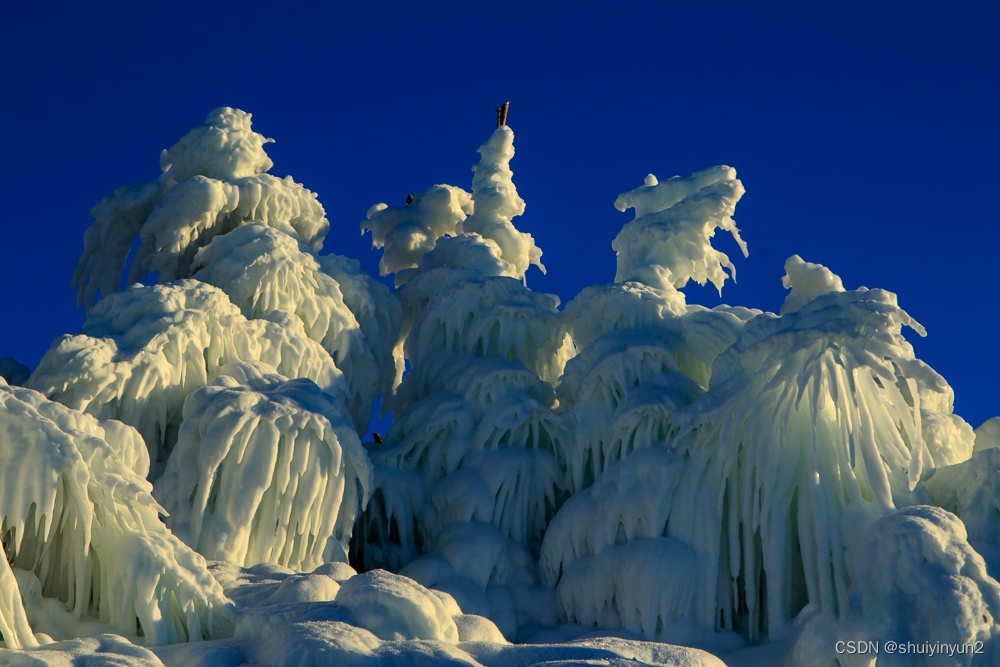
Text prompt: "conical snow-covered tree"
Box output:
[[355, 123, 571, 636]]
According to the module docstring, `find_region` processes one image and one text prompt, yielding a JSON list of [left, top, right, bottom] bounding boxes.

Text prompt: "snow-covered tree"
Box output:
[[354, 123, 571, 637]]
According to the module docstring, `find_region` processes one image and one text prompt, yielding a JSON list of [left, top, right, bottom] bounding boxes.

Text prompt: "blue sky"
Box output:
[[2, 2, 998, 428]]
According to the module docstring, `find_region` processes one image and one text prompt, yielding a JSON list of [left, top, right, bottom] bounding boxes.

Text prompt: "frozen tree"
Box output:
[[361, 124, 544, 286], [556, 168, 755, 492], [354, 124, 569, 637], [548, 255, 979, 645], [7, 106, 1000, 665]]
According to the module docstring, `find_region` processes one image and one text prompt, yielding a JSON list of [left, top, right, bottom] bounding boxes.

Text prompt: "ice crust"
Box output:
[[5, 108, 999, 666]]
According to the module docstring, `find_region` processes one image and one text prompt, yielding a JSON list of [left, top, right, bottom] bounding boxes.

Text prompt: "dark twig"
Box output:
[[496, 101, 509, 127]]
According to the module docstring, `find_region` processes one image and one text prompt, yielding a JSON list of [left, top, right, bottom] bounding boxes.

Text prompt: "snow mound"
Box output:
[[74, 108, 328, 307], [795, 505, 1000, 666], [852, 506, 1000, 655], [613, 167, 747, 294], [926, 448, 1000, 565], [202, 560, 722, 666], [0, 379, 231, 648], [335, 569, 460, 642], [154, 369, 373, 571], [780, 254, 845, 314], [28, 280, 349, 476]]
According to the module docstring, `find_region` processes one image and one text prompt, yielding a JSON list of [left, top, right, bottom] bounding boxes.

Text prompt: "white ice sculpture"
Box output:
[[192, 223, 401, 426], [153, 367, 373, 571], [74, 107, 328, 308], [0, 379, 231, 648], [28, 280, 349, 476]]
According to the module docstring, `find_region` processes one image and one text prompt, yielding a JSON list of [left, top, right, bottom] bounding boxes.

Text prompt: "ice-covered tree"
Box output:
[[556, 167, 755, 492], [28, 280, 351, 476], [354, 122, 570, 637], [27, 108, 393, 583], [546, 249, 981, 645]]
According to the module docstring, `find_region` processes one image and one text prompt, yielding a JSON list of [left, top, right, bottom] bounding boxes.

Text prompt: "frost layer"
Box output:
[[0, 379, 230, 649], [154, 369, 373, 571]]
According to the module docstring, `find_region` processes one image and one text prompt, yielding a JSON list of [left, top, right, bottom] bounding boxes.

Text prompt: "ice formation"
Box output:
[[612, 168, 747, 293], [6, 107, 1000, 666], [154, 368, 373, 571], [192, 223, 401, 423], [362, 125, 544, 286], [553, 167, 756, 493], [0, 378, 231, 648], [27, 280, 351, 475], [353, 126, 572, 638], [74, 108, 329, 308]]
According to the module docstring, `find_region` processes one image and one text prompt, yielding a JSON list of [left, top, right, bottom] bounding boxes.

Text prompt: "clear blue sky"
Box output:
[[2, 2, 998, 427]]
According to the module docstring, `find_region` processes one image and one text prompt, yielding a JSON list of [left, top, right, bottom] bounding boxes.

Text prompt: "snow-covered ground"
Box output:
[[2, 108, 998, 666]]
